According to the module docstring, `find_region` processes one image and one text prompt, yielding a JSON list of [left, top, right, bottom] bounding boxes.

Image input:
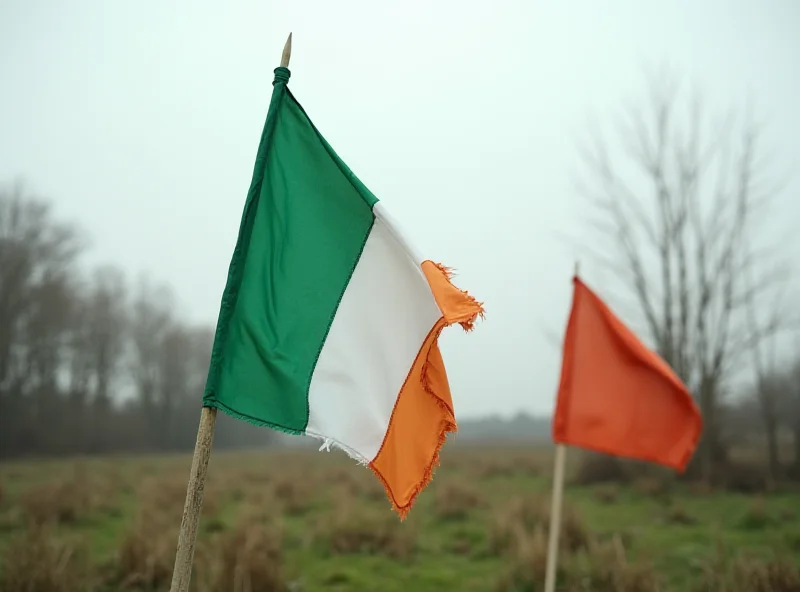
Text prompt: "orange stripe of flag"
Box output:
[[370, 261, 483, 519]]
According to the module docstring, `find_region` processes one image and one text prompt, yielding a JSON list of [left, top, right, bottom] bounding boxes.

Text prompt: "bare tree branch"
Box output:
[[572, 69, 791, 483]]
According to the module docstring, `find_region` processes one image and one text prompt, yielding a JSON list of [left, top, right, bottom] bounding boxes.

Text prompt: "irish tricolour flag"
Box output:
[[203, 66, 483, 518]]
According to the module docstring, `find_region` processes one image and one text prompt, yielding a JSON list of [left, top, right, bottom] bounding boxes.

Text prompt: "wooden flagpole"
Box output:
[[168, 33, 293, 592], [543, 261, 578, 592], [543, 443, 566, 592], [169, 406, 217, 592]]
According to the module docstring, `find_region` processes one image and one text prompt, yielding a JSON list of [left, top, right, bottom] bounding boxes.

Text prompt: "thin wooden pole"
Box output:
[[168, 33, 293, 592], [169, 406, 218, 592], [281, 32, 292, 68], [543, 261, 579, 592], [543, 443, 567, 592]]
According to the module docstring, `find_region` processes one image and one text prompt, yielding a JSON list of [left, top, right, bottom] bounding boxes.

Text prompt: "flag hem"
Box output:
[[205, 399, 304, 437], [551, 434, 699, 473], [305, 429, 370, 465]]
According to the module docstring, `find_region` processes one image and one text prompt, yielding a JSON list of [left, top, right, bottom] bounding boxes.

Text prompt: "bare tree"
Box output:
[[742, 257, 795, 482], [186, 327, 214, 397], [790, 351, 800, 477], [0, 180, 278, 457], [158, 325, 220, 449], [0, 183, 84, 455], [576, 69, 788, 483], [159, 324, 193, 450], [128, 274, 175, 450], [0, 183, 83, 390], [85, 266, 128, 402], [81, 266, 129, 451]]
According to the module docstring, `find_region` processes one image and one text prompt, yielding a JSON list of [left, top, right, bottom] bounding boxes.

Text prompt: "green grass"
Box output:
[[0, 445, 798, 591]]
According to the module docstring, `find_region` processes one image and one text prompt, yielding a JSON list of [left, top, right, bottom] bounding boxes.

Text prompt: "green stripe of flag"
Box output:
[[203, 66, 379, 433]]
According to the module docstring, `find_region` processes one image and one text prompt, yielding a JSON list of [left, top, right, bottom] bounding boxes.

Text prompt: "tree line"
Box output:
[[0, 183, 274, 459], [2, 69, 799, 484]]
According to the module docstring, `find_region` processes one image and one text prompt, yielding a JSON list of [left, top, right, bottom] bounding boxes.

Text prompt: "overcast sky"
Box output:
[[1, 1, 798, 418]]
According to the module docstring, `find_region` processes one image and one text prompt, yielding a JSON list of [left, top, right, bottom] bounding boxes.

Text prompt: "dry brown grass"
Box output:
[[632, 476, 671, 500], [738, 496, 777, 531], [238, 468, 272, 487], [497, 531, 660, 592], [322, 467, 363, 498], [211, 519, 288, 592], [138, 476, 187, 514], [494, 525, 550, 590], [136, 475, 220, 523], [2, 446, 799, 590], [21, 478, 93, 527], [313, 501, 417, 560], [0, 527, 94, 592], [696, 549, 800, 592], [594, 483, 620, 504], [488, 494, 659, 592], [108, 509, 178, 590], [271, 477, 313, 516], [565, 540, 660, 592], [688, 481, 715, 495], [433, 480, 485, 521], [574, 453, 630, 485], [721, 460, 770, 494], [664, 503, 698, 526], [508, 455, 543, 478], [489, 496, 591, 556], [731, 558, 800, 592], [478, 460, 517, 480]]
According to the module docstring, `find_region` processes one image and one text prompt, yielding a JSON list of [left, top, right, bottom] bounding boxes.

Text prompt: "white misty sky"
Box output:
[[1, 1, 798, 418]]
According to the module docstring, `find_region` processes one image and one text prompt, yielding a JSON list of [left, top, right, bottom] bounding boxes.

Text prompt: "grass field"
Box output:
[[1, 444, 799, 591]]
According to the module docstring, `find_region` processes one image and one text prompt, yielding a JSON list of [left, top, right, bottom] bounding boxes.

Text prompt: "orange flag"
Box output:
[[553, 276, 702, 471]]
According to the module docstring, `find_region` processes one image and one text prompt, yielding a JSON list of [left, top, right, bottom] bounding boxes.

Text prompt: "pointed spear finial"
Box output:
[[280, 33, 292, 68], [574, 261, 580, 278]]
